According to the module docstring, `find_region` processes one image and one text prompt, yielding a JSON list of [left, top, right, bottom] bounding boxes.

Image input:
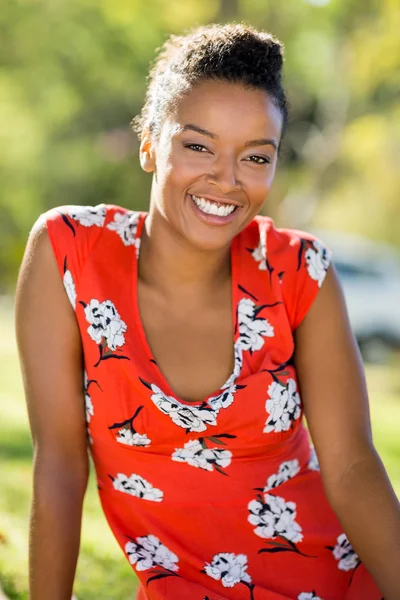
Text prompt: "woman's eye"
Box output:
[[185, 144, 208, 152], [184, 145, 270, 164], [246, 155, 271, 165]]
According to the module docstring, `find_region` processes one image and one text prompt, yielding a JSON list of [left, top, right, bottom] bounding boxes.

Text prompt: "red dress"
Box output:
[[44, 204, 382, 600]]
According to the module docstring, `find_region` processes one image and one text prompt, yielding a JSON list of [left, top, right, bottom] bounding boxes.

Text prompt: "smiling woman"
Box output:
[[15, 22, 399, 600], [135, 78, 282, 252], [133, 28, 285, 252]]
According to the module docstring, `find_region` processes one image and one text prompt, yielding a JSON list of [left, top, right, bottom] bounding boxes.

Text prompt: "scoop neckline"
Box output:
[[131, 212, 241, 407]]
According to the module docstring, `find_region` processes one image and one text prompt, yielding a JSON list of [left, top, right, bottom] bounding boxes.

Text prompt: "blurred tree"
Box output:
[[0, 0, 399, 292], [217, 0, 239, 20]]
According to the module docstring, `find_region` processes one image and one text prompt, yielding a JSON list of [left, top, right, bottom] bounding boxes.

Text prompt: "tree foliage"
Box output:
[[1, 0, 399, 290]]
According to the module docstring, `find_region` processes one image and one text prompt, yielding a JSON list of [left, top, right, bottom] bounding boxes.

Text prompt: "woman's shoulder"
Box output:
[[42, 202, 145, 250], [42, 202, 140, 227], [252, 214, 326, 247], [248, 214, 332, 271], [37, 203, 144, 310], [244, 215, 333, 331]]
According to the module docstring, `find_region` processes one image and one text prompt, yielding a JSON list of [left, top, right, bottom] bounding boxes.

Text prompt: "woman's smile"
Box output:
[[187, 193, 242, 226]]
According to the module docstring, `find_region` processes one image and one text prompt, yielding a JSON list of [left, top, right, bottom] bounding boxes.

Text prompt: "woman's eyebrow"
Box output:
[[181, 123, 278, 150]]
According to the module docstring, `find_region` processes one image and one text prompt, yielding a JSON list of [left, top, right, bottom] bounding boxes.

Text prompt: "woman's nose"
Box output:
[[206, 157, 241, 194]]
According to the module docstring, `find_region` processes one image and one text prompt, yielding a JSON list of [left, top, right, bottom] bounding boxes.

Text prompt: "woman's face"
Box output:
[[140, 79, 283, 251]]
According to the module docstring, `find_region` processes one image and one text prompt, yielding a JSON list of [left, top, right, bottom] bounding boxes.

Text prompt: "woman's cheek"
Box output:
[[169, 158, 204, 184]]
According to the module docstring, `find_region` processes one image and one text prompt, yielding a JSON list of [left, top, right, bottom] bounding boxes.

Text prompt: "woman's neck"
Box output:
[[138, 209, 231, 300]]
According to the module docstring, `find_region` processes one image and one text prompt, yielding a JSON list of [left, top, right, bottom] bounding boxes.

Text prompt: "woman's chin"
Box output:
[[180, 224, 236, 253]]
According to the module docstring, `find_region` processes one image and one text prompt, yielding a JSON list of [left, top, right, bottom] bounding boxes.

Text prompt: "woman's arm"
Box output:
[[15, 217, 89, 600], [294, 263, 400, 599]]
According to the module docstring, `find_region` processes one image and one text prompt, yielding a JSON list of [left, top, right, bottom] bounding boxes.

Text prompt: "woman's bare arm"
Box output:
[[294, 263, 400, 599], [15, 216, 89, 600]]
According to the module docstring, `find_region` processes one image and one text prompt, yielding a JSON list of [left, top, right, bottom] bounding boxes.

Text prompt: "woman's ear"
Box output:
[[139, 129, 156, 173]]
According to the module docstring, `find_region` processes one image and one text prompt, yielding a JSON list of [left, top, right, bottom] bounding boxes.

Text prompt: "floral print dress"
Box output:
[[44, 204, 382, 600]]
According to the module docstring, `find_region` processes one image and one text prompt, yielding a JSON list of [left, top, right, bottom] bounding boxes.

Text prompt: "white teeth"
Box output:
[[191, 194, 236, 217], [217, 206, 226, 217]]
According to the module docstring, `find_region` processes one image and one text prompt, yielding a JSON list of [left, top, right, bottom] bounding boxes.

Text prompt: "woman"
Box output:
[[15, 23, 399, 600]]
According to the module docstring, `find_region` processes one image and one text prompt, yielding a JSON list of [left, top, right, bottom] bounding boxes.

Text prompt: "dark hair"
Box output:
[[131, 23, 289, 144]]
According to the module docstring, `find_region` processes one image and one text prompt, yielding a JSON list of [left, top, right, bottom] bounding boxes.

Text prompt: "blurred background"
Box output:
[[0, 0, 399, 597]]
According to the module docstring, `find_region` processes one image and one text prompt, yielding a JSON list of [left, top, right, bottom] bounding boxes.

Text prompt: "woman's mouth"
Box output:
[[188, 194, 239, 221], [191, 194, 237, 216]]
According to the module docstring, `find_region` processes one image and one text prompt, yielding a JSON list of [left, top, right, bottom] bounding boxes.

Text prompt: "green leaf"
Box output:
[[214, 464, 228, 476], [207, 436, 226, 445]]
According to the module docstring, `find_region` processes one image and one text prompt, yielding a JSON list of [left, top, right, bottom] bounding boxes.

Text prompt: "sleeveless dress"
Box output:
[[44, 203, 383, 600]]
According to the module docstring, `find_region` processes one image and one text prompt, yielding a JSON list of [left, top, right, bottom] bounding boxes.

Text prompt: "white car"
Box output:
[[311, 229, 400, 363]]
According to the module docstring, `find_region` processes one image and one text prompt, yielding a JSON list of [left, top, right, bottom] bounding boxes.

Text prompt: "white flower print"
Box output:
[[298, 593, 323, 600], [263, 378, 301, 433], [67, 205, 106, 227], [238, 298, 274, 353], [251, 228, 267, 270], [204, 553, 252, 588], [221, 340, 243, 389], [84, 299, 127, 350], [264, 459, 300, 491], [248, 493, 303, 543], [116, 429, 151, 447], [305, 240, 331, 288], [109, 406, 152, 447], [332, 533, 359, 571], [84, 300, 104, 344], [125, 534, 179, 572], [101, 300, 127, 350], [106, 211, 141, 256], [63, 269, 76, 309], [149, 384, 217, 432], [208, 383, 242, 412], [308, 446, 320, 471], [141, 352, 245, 431], [112, 473, 163, 502], [84, 371, 94, 423], [172, 440, 232, 472]]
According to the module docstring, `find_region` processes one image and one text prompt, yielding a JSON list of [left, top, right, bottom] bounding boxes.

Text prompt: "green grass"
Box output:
[[0, 297, 399, 599], [0, 299, 135, 599]]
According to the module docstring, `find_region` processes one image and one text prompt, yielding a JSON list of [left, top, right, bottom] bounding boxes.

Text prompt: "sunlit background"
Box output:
[[1, 0, 399, 597]]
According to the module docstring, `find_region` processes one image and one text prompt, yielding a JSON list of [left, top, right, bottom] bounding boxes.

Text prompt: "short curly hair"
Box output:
[[131, 23, 289, 144]]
